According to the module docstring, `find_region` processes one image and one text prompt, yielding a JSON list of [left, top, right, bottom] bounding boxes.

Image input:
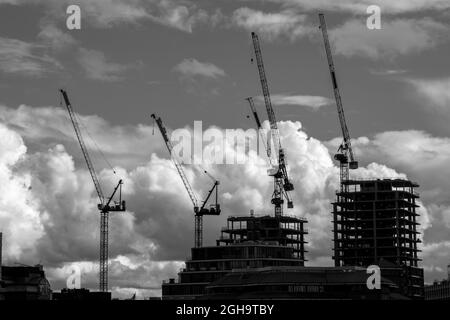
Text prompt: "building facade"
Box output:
[[0, 265, 52, 300], [53, 288, 111, 300], [425, 280, 450, 300], [332, 179, 424, 299], [162, 214, 308, 299], [204, 266, 405, 300]]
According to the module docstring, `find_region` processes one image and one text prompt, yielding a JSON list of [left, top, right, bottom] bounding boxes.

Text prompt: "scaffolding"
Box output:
[[332, 179, 421, 267], [218, 215, 308, 264]]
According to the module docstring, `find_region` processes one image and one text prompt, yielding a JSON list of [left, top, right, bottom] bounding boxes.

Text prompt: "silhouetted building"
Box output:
[[204, 266, 406, 300], [162, 214, 308, 299], [218, 214, 308, 263], [0, 265, 52, 300], [52, 288, 111, 301], [425, 265, 450, 300], [332, 179, 424, 298], [425, 280, 450, 300]]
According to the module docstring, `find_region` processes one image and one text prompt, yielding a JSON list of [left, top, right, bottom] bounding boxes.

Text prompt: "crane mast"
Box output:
[[318, 14, 358, 191], [151, 114, 220, 248], [61, 89, 125, 293], [251, 32, 294, 217]]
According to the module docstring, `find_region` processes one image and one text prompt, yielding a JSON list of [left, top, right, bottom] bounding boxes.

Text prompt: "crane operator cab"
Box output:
[[98, 200, 126, 212]]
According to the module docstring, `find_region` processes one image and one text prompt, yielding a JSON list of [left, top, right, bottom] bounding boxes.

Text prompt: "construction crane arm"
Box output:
[[60, 89, 105, 204], [251, 32, 281, 154], [318, 14, 357, 168], [151, 114, 199, 210], [246, 97, 271, 159], [251, 32, 294, 195]]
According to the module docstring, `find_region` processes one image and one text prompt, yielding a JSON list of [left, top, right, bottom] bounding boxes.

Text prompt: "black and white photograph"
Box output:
[[0, 0, 449, 315]]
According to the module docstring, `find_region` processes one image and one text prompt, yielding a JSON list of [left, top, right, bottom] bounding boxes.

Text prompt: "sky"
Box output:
[[0, 0, 449, 299]]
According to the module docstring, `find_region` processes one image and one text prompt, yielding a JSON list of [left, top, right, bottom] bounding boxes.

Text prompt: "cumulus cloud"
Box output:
[[0, 0, 212, 32], [342, 130, 450, 279], [0, 124, 44, 260], [0, 36, 62, 76], [0, 103, 160, 170], [173, 58, 226, 79], [330, 18, 449, 59], [1, 103, 449, 296], [257, 94, 333, 110], [261, 0, 450, 14], [406, 77, 450, 110]]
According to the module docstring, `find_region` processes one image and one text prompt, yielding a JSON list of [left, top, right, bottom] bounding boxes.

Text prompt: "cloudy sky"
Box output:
[[0, 0, 449, 298]]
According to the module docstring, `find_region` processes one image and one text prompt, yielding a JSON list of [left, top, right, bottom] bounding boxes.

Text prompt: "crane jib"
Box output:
[[331, 72, 338, 90]]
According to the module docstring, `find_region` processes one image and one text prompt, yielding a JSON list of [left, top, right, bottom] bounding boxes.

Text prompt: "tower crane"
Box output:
[[151, 114, 220, 248], [251, 32, 294, 217], [60, 89, 126, 292], [318, 14, 358, 191]]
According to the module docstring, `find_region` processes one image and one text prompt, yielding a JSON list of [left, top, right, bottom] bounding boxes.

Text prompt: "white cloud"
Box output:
[[344, 129, 450, 281], [258, 94, 333, 110], [173, 58, 226, 79], [0, 0, 213, 32], [77, 48, 129, 81], [369, 69, 407, 76], [0, 103, 159, 170], [0, 36, 61, 76], [231, 7, 312, 41], [263, 0, 450, 14], [406, 77, 450, 110], [151, 0, 210, 33], [37, 24, 77, 51], [330, 18, 449, 59], [0, 124, 44, 260], [1, 103, 450, 293]]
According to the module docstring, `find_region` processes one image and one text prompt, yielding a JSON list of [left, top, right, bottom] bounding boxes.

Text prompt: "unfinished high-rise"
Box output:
[[332, 179, 424, 298]]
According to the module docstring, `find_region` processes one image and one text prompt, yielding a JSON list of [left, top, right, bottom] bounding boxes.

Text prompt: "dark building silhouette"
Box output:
[[162, 178, 425, 300], [218, 214, 307, 263], [204, 266, 406, 300], [0, 265, 52, 300], [53, 288, 111, 301], [425, 265, 450, 300], [425, 280, 450, 300], [162, 214, 307, 299], [332, 179, 424, 298]]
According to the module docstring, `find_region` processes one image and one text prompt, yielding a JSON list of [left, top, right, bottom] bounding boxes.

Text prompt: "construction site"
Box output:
[[0, 13, 440, 301], [158, 15, 425, 300]]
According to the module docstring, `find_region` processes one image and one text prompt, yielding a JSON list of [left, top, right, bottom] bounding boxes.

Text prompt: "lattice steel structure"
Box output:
[[332, 179, 421, 267]]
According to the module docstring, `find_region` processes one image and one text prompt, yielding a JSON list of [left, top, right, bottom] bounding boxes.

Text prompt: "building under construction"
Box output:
[[161, 22, 426, 300], [218, 214, 307, 263], [332, 179, 424, 298], [162, 214, 308, 298]]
